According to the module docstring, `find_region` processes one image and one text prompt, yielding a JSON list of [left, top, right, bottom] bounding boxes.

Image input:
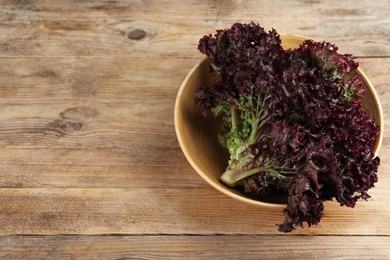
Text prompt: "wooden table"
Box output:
[[1, 0, 389, 258]]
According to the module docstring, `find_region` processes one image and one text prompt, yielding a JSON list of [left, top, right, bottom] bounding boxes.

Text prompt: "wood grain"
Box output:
[[1, 0, 390, 58], [0, 187, 389, 235], [1, 0, 390, 258], [0, 235, 389, 259]]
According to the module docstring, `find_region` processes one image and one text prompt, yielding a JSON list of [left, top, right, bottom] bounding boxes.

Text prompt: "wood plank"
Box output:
[[0, 235, 389, 259], [1, 0, 390, 58], [0, 188, 389, 235], [0, 147, 207, 188], [0, 56, 386, 105]]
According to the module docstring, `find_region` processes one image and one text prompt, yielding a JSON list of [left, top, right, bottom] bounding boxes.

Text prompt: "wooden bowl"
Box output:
[[174, 35, 384, 207]]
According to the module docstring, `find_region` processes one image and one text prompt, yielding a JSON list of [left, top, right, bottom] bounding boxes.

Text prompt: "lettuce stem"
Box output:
[[221, 166, 281, 187], [231, 107, 238, 131]]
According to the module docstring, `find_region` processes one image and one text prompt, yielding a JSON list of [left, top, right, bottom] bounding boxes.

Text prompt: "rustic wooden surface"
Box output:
[[0, 0, 389, 258]]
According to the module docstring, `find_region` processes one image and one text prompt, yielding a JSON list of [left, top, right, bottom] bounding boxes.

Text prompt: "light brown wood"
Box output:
[[0, 235, 389, 259], [0, 187, 389, 235], [1, 0, 390, 258], [1, 0, 390, 58]]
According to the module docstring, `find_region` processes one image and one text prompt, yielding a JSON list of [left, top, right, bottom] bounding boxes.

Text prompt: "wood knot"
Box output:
[[128, 29, 146, 40], [119, 24, 156, 41], [43, 107, 98, 137], [46, 119, 84, 136]]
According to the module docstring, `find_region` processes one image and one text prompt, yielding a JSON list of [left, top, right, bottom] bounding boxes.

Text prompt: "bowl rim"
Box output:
[[174, 34, 383, 208], [357, 67, 384, 156]]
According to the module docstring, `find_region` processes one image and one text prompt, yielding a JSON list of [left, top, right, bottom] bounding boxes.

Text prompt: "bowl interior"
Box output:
[[175, 35, 383, 207]]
